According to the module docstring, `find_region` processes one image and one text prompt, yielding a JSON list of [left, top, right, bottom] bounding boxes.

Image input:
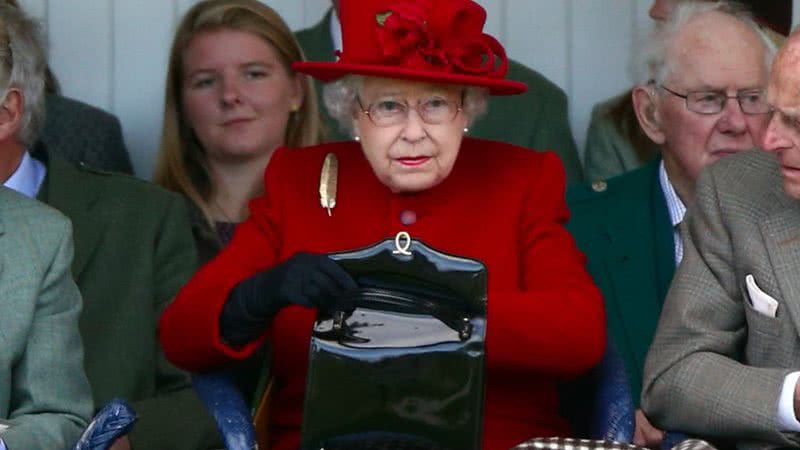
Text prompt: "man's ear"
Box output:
[[632, 85, 666, 145], [0, 88, 23, 142]]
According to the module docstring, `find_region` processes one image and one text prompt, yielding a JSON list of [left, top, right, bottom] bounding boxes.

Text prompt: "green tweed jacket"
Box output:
[[566, 158, 675, 403], [295, 10, 584, 183], [34, 148, 222, 450], [0, 186, 93, 449]]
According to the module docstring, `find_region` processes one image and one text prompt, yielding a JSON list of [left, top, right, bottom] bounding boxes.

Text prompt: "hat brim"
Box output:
[[293, 61, 527, 96]]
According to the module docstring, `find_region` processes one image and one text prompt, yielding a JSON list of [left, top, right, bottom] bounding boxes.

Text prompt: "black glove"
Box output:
[[220, 252, 357, 346]]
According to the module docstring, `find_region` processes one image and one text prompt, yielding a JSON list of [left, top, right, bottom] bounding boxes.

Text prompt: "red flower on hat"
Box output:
[[375, 0, 508, 78], [375, 2, 436, 67]]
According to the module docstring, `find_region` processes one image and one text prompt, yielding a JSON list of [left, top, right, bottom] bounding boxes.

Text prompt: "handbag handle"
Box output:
[[331, 287, 473, 341]]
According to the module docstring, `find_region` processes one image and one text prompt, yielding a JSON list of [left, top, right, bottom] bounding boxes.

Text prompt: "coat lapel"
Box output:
[[36, 149, 107, 280], [760, 193, 800, 336], [604, 160, 674, 376]]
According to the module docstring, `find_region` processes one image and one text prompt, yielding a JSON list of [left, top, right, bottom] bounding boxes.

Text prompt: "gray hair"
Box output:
[[322, 75, 489, 137], [634, 1, 777, 86], [0, 4, 45, 148]]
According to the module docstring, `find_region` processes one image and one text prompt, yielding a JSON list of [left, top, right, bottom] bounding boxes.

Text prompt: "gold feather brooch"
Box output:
[[319, 153, 338, 216]]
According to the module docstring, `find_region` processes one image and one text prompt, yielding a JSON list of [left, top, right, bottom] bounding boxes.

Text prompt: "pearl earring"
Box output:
[[354, 136, 361, 142], [463, 127, 469, 133]]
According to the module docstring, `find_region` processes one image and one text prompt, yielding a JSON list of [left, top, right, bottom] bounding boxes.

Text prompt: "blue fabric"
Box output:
[[72, 399, 137, 450], [191, 372, 257, 450], [591, 341, 635, 442], [0, 438, 5, 450]]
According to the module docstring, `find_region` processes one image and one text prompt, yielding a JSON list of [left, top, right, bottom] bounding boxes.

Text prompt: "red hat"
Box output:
[[293, 0, 526, 95]]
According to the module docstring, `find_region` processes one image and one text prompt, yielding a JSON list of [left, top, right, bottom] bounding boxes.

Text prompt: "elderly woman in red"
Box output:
[[159, 0, 605, 449]]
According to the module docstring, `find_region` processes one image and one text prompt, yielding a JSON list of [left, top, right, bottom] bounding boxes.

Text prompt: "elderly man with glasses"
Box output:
[[638, 14, 800, 450], [566, 1, 775, 447]]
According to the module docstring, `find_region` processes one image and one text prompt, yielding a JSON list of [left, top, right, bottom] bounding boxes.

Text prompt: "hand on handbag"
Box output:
[[266, 252, 358, 311], [220, 252, 357, 346]]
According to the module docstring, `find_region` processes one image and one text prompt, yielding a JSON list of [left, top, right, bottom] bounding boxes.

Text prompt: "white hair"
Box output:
[[322, 75, 489, 137], [0, 4, 45, 147], [634, 1, 777, 86]]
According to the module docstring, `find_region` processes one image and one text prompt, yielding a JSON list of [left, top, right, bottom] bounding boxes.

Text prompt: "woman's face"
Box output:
[[181, 29, 303, 162], [353, 77, 468, 193]]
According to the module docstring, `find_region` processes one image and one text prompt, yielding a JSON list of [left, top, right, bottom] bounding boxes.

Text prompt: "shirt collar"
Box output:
[[330, 8, 342, 57], [658, 159, 686, 228], [4, 151, 46, 198]]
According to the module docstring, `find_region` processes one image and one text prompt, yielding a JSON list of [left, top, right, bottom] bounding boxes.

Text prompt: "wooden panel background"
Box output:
[[15, 0, 800, 178]]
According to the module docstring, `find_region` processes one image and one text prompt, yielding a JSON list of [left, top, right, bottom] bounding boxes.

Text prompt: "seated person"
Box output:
[[0, 5, 220, 449], [154, 0, 322, 265], [641, 27, 800, 448], [583, 0, 790, 181], [568, 1, 775, 445], [295, 0, 584, 182], [0, 184, 92, 448], [160, 0, 606, 449], [4, 0, 134, 174]]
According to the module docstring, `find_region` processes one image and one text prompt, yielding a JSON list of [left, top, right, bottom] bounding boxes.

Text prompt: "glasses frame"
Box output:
[[356, 91, 465, 128], [658, 84, 770, 116]]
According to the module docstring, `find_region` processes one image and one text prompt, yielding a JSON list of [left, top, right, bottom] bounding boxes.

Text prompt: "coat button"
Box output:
[[591, 180, 608, 192], [400, 209, 417, 225]]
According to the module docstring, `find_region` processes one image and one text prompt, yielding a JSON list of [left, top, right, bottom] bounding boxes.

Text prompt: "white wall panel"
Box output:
[[48, 0, 113, 112], [475, 0, 504, 43], [302, 0, 330, 28], [23, 0, 799, 179], [505, 0, 569, 92], [570, 0, 638, 154], [176, 0, 201, 22], [268, 2, 304, 31], [18, 0, 46, 22], [113, 1, 175, 177]]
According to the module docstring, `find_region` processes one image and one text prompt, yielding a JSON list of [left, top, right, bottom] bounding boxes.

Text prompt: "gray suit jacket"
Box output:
[[0, 187, 93, 449], [642, 149, 800, 448]]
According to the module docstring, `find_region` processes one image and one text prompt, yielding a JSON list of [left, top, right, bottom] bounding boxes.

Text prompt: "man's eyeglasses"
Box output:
[[659, 85, 771, 115], [356, 95, 463, 127]]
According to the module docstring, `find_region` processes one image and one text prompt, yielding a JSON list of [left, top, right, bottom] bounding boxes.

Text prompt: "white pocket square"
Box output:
[[745, 274, 779, 318]]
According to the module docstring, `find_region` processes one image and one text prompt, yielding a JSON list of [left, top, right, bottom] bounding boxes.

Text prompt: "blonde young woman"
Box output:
[[155, 0, 322, 264]]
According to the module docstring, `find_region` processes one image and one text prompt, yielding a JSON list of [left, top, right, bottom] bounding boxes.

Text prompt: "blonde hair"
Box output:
[[154, 0, 321, 222]]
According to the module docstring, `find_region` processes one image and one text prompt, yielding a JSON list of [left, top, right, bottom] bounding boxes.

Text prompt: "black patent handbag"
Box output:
[[300, 233, 488, 450]]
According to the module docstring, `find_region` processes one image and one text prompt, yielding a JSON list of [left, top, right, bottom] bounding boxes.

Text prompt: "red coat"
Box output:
[[160, 138, 606, 450]]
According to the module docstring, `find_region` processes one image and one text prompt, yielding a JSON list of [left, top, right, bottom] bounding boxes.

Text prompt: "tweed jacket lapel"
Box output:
[[604, 160, 675, 373], [760, 191, 800, 337], [35, 148, 107, 279]]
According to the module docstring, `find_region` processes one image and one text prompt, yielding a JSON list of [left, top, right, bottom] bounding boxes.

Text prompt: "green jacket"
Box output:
[[0, 187, 92, 449], [34, 149, 222, 450], [566, 159, 675, 404], [295, 10, 584, 183]]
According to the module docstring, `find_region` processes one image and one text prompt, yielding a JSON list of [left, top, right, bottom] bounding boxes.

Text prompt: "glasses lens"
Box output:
[[738, 91, 770, 114], [369, 100, 407, 127], [419, 97, 456, 124], [687, 92, 725, 114]]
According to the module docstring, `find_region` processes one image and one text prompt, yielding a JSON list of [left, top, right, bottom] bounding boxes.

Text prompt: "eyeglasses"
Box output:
[[659, 85, 771, 115], [356, 95, 463, 127]]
